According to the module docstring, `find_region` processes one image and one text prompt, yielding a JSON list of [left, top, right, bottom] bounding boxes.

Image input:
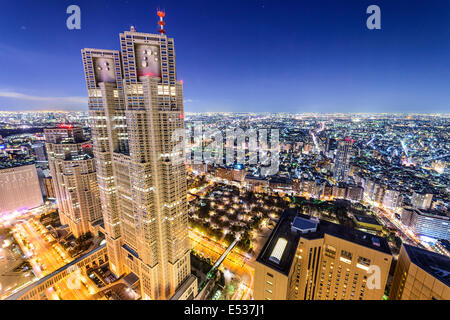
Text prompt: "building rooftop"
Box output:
[[353, 214, 381, 226], [404, 207, 449, 221], [256, 210, 302, 275], [0, 160, 36, 170], [404, 244, 450, 287], [292, 216, 319, 233], [123, 272, 140, 287], [169, 274, 197, 300], [256, 210, 391, 276]]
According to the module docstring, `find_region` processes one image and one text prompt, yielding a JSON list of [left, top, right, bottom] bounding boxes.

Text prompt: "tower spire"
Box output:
[[157, 10, 166, 34]]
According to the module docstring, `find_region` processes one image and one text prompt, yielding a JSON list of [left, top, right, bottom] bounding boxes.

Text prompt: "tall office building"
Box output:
[[333, 138, 353, 182], [254, 210, 392, 300], [44, 125, 102, 238], [81, 13, 196, 300], [0, 164, 43, 215], [389, 243, 449, 300]]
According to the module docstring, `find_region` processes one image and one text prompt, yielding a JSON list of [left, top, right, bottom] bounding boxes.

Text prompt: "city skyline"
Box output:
[[0, 1, 448, 304], [1, 0, 450, 113]]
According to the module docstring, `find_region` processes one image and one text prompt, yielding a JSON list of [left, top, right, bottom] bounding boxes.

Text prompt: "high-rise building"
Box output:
[[372, 183, 386, 204], [32, 142, 48, 164], [42, 170, 56, 199], [411, 191, 433, 210], [389, 243, 450, 300], [81, 15, 196, 300], [333, 138, 353, 182], [254, 210, 392, 300], [44, 125, 102, 238], [0, 164, 43, 215]]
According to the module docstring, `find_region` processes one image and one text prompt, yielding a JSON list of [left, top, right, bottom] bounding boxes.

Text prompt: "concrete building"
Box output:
[[45, 126, 102, 238], [42, 169, 55, 199], [232, 167, 245, 183], [32, 142, 48, 164], [333, 138, 353, 182], [372, 183, 386, 205], [389, 244, 449, 300], [382, 189, 403, 210], [411, 191, 433, 210], [81, 20, 196, 300], [352, 214, 383, 232], [346, 185, 364, 202], [401, 207, 450, 241], [301, 180, 316, 198], [254, 210, 392, 300], [269, 176, 293, 193], [0, 164, 43, 215], [332, 184, 346, 199], [215, 166, 233, 181], [245, 175, 269, 192]]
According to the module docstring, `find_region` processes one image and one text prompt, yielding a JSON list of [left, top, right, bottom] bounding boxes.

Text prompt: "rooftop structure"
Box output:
[[257, 210, 391, 275]]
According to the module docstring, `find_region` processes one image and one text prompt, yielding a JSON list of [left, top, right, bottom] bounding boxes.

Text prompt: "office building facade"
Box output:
[[0, 164, 43, 215], [254, 210, 392, 300], [389, 243, 449, 300], [81, 22, 194, 300], [45, 126, 102, 238], [411, 191, 433, 210], [401, 207, 450, 241], [333, 138, 353, 182]]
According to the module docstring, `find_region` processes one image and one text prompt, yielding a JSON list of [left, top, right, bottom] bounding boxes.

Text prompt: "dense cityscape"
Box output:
[[0, 109, 448, 301], [0, 2, 449, 307]]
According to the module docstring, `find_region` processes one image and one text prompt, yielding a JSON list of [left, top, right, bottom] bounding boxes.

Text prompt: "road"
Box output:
[[364, 197, 429, 251], [189, 228, 254, 300], [13, 219, 70, 277], [0, 202, 56, 229], [10, 215, 100, 300]]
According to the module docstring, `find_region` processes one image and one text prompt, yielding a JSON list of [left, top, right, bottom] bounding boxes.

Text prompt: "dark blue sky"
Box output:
[[0, 0, 449, 113]]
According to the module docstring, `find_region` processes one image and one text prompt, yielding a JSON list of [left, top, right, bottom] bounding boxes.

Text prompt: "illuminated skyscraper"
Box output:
[[44, 125, 102, 238], [333, 138, 353, 182], [81, 13, 196, 300]]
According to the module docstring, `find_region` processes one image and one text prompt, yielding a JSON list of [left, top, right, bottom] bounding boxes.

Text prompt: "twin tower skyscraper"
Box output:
[[81, 17, 196, 300]]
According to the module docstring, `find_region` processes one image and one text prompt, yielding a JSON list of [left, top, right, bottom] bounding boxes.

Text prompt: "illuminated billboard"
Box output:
[[135, 44, 161, 79], [93, 57, 116, 84]]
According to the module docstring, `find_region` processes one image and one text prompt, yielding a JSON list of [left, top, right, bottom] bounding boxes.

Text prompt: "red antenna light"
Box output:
[[157, 10, 166, 34]]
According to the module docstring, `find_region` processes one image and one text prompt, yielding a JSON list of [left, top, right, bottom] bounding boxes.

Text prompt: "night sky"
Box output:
[[0, 0, 449, 113]]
